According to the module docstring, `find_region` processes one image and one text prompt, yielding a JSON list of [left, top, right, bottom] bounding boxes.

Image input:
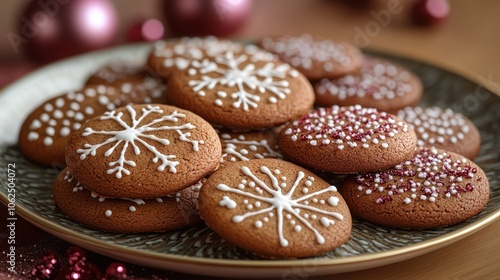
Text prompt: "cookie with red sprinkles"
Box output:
[[278, 105, 417, 173], [341, 147, 489, 229], [259, 34, 362, 80], [397, 106, 481, 159], [314, 56, 422, 113]]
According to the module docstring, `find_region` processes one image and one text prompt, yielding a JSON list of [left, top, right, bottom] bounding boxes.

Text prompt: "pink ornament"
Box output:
[[17, 0, 118, 64], [412, 0, 450, 25], [127, 19, 165, 42], [162, 0, 252, 37], [104, 262, 128, 279]]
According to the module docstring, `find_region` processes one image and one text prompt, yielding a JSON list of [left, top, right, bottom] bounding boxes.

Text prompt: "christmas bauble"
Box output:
[[18, 0, 118, 64], [162, 0, 252, 37], [127, 19, 165, 42]]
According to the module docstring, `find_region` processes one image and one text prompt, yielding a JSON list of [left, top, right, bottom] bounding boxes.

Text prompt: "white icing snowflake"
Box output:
[[187, 51, 298, 111], [77, 105, 203, 178], [217, 165, 344, 247], [220, 133, 282, 162]]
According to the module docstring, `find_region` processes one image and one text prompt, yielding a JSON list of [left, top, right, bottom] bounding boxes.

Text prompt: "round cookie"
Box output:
[[19, 85, 128, 166], [85, 62, 146, 85], [65, 104, 221, 198], [314, 56, 423, 113], [219, 129, 283, 168], [53, 169, 201, 233], [278, 105, 417, 173], [397, 106, 481, 159], [167, 48, 315, 129], [259, 34, 362, 80], [198, 159, 352, 258], [340, 147, 490, 229], [85, 62, 168, 105], [147, 36, 245, 78]]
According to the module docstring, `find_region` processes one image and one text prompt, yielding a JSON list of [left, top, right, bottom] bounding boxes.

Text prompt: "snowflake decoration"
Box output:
[[187, 51, 299, 111], [77, 105, 203, 178], [220, 133, 282, 162], [217, 165, 344, 247]]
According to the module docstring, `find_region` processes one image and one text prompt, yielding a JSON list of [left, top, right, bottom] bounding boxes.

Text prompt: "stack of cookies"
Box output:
[[17, 35, 490, 259]]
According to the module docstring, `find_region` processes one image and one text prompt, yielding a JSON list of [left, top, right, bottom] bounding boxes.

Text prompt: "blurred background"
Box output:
[[0, 0, 499, 92], [1, 1, 499, 279]]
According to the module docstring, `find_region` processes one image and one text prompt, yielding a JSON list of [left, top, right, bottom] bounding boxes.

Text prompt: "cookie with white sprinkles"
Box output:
[[167, 47, 315, 129], [260, 34, 362, 80], [19, 84, 152, 166], [397, 106, 481, 159], [341, 147, 490, 229], [53, 169, 202, 233], [85, 62, 169, 105], [278, 105, 418, 173], [314, 56, 423, 113], [198, 159, 352, 258], [65, 104, 221, 198]]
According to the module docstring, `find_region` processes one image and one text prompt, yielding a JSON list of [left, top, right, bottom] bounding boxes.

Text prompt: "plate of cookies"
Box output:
[[1, 35, 499, 278]]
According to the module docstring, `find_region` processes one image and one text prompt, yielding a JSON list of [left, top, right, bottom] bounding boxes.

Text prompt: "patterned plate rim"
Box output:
[[0, 42, 499, 278]]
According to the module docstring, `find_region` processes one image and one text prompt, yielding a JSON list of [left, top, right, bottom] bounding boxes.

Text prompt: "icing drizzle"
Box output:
[[187, 51, 298, 111], [216, 165, 343, 247], [77, 105, 203, 178], [220, 132, 282, 163]]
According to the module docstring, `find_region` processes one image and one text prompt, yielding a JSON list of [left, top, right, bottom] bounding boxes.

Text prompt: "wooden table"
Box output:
[[1, 0, 498, 279]]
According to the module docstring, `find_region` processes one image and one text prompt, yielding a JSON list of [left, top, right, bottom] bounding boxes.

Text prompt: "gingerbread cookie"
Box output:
[[278, 105, 417, 173], [260, 34, 362, 80], [147, 36, 245, 78], [397, 106, 481, 159], [86, 62, 168, 105], [219, 129, 283, 168], [341, 147, 490, 229], [314, 57, 423, 113], [19, 85, 125, 166], [53, 169, 201, 233], [167, 48, 315, 129], [198, 159, 352, 258], [65, 104, 221, 198]]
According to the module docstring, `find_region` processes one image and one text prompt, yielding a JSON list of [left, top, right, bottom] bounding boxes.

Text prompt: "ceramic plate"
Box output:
[[0, 43, 499, 278]]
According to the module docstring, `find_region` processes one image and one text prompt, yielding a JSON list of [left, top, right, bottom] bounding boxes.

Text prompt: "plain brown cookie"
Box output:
[[65, 104, 221, 198], [397, 106, 481, 159], [198, 159, 352, 258], [167, 48, 315, 129], [340, 147, 490, 229], [53, 169, 202, 233], [218, 129, 283, 168], [147, 36, 245, 78], [19, 85, 126, 166], [314, 56, 423, 113], [259, 34, 362, 80], [278, 105, 417, 173]]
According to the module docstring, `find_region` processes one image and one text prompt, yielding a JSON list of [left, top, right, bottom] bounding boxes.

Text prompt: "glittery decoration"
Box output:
[[355, 147, 480, 204]]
